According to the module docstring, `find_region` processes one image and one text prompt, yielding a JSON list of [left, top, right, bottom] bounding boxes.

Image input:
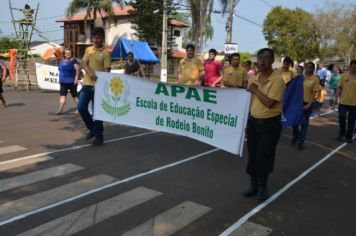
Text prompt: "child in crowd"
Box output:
[[314, 83, 328, 117]]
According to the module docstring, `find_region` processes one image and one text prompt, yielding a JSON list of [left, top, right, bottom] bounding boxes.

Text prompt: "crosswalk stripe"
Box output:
[[0, 174, 117, 222], [0, 155, 53, 172], [0, 164, 83, 193], [0, 145, 27, 156], [121, 201, 211, 236], [17, 187, 162, 236]]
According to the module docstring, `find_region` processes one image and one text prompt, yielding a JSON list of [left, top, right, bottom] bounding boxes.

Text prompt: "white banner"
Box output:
[[35, 63, 82, 91], [94, 72, 251, 155]]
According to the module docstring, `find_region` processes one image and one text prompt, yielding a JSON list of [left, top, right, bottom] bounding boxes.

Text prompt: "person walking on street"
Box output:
[[279, 56, 296, 84], [0, 62, 8, 108], [336, 59, 356, 143], [291, 61, 320, 150], [177, 44, 204, 86], [202, 48, 222, 87], [78, 27, 111, 146], [220, 53, 248, 88], [52, 48, 80, 115], [329, 68, 342, 109], [124, 52, 140, 76], [243, 48, 286, 202]]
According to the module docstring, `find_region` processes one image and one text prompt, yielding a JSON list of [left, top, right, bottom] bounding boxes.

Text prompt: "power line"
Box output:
[[260, 0, 274, 8], [37, 15, 64, 21], [234, 13, 263, 27]]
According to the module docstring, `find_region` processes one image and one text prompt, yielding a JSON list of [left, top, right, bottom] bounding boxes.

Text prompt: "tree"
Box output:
[[127, 1, 187, 47], [0, 37, 20, 51], [184, 0, 216, 53], [314, 2, 356, 65], [66, 0, 124, 26], [263, 6, 319, 62]]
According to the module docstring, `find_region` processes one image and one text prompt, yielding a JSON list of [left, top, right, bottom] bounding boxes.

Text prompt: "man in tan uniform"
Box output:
[[336, 59, 356, 143], [243, 48, 286, 202], [177, 44, 204, 86]]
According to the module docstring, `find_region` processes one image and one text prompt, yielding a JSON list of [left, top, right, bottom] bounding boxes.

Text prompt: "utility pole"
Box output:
[[160, 0, 168, 82], [226, 0, 237, 43]]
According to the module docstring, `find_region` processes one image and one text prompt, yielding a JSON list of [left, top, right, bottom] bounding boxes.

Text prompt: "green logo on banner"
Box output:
[[102, 76, 131, 118]]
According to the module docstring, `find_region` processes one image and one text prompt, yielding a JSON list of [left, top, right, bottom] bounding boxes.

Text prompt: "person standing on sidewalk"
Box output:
[[243, 48, 286, 202], [78, 27, 111, 146], [336, 59, 356, 143], [291, 61, 320, 150]]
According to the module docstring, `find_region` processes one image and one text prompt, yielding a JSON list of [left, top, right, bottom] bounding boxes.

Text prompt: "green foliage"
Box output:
[[239, 52, 251, 64], [263, 6, 319, 62], [314, 2, 356, 64], [169, 12, 191, 24], [127, 0, 177, 46], [128, 0, 164, 46], [0, 37, 20, 50]]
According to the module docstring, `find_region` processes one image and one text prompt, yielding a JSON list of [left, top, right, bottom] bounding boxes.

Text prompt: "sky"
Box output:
[[0, 0, 354, 54]]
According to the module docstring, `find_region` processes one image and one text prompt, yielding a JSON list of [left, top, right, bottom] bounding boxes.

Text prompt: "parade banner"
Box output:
[[35, 63, 82, 91], [94, 72, 251, 155]]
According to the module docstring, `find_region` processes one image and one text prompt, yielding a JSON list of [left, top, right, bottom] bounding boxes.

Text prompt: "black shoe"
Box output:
[[336, 135, 344, 141], [257, 186, 268, 202], [92, 138, 104, 146], [346, 138, 353, 144], [297, 143, 304, 150], [85, 132, 94, 141], [242, 185, 258, 197], [290, 137, 298, 145]]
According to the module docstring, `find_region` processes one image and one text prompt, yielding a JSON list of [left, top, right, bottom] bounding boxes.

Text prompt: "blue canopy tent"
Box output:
[[111, 38, 159, 63]]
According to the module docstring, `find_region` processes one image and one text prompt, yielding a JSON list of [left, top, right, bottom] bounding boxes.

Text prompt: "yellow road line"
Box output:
[[282, 134, 356, 161]]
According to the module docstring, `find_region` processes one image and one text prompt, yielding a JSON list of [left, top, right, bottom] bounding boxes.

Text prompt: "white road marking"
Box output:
[[0, 155, 53, 172], [0, 164, 83, 193], [220, 142, 348, 236], [0, 145, 27, 156], [0, 148, 219, 226], [0, 131, 158, 165], [17, 187, 162, 236], [121, 201, 211, 236], [0, 174, 117, 221], [228, 221, 272, 236]]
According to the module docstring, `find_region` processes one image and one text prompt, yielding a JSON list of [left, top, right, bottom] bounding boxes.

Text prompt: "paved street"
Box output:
[[0, 89, 355, 236]]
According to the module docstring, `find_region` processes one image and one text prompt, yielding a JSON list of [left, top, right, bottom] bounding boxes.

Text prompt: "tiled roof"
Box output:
[[170, 19, 190, 27], [56, 6, 133, 22], [171, 50, 186, 59]]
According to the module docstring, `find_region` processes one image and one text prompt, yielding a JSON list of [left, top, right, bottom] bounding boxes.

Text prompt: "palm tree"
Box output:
[[185, 0, 230, 53], [66, 0, 124, 26]]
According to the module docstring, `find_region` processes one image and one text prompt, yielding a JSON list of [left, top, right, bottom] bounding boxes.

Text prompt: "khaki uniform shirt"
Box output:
[[249, 70, 286, 119], [178, 58, 204, 85], [338, 72, 356, 106], [222, 66, 248, 87], [82, 46, 111, 86], [303, 75, 320, 103]]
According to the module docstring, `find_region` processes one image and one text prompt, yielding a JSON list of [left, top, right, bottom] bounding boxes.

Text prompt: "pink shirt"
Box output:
[[203, 60, 222, 87]]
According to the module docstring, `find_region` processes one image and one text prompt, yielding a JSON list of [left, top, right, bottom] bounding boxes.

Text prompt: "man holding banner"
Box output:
[[78, 27, 111, 146], [243, 48, 286, 202], [177, 44, 204, 86]]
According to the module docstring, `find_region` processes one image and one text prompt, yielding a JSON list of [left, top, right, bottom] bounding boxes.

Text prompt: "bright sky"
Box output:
[[0, 0, 354, 54]]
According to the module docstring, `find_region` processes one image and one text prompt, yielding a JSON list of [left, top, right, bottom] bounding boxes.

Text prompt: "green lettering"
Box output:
[[185, 87, 201, 101], [155, 83, 169, 96], [171, 85, 185, 97], [204, 90, 217, 104]]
